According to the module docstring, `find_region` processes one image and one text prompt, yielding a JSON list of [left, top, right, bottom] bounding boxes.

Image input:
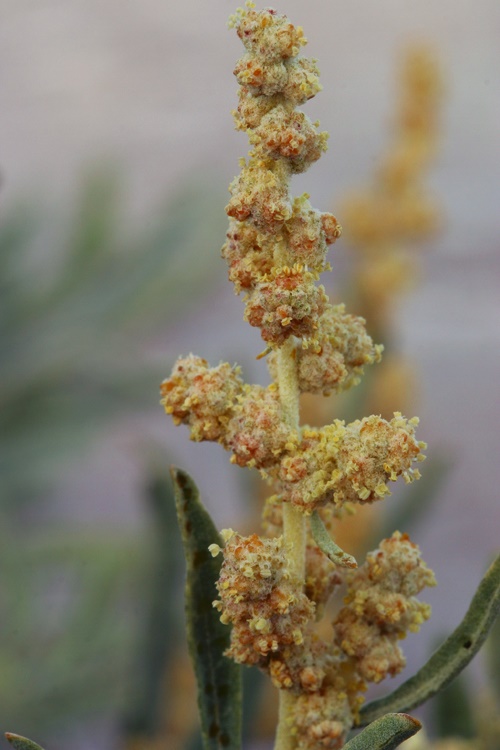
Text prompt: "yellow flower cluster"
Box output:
[[161, 356, 296, 469], [223, 4, 346, 348], [292, 679, 361, 750], [161, 356, 424, 511], [212, 530, 434, 748], [268, 304, 383, 396], [160, 355, 244, 442], [278, 414, 425, 511], [211, 530, 318, 691], [333, 532, 436, 683], [162, 6, 437, 748]]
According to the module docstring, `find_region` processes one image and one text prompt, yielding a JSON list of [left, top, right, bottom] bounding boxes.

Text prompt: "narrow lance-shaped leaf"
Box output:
[[5, 734, 46, 750], [486, 597, 500, 703], [171, 467, 242, 750], [310, 510, 357, 569], [359, 553, 500, 727], [344, 713, 421, 750]]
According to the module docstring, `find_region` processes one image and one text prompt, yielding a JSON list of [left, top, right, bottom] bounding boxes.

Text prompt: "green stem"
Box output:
[[274, 691, 296, 750], [276, 338, 304, 583], [274, 337, 304, 750]]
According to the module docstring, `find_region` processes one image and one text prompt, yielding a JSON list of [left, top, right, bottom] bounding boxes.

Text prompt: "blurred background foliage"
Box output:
[[0, 171, 226, 743], [0, 171, 225, 505]]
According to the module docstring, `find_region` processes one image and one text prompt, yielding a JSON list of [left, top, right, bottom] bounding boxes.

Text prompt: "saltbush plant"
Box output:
[[6, 5, 499, 750]]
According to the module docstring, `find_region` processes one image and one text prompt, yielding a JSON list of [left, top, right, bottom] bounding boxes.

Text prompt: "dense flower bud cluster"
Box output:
[[279, 413, 424, 511], [162, 355, 424, 513], [268, 304, 383, 395], [285, 196, 341, 270], [227, 384, 296, 469], [160, 355, 244, 442], [250, 107, 329, 173], [224, 4, 345, 347], [333, 532, 436, 683], [292, 683, 355, 750], [161, 357, 299, 469], [211, 531, 316, 688], [244, 265, 328, 345], [227, 161, 292, 233], [221, 220, 274, 293], [233, 6, 306, 60]]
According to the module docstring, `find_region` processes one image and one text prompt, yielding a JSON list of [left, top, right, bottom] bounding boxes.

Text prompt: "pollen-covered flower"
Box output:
[[222, 219, 274, 292], [245, 265, 328, 345], [212, 531, 315, 685], [279, 413, 424, 511], [292, 684, 354, 750], [284, 195, 341, 270], [227, 384, 296, 469], [226, 161, 292, 233], [160, 355, 244, 442], [232, 6, 306, 61], [269, 303, 382, 395], [333, 531, 436, 683], [251, 106, 329, 173]]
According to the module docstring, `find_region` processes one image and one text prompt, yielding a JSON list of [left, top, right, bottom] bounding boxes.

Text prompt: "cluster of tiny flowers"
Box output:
[[162, 6, 437, 749], [211, 530, 436, 748], [160, 355, 244, 442], [292, 678, 360, 750], [161, 356, 298, 470], [162, 356, 424, 511], [333, 532, 436, 683], [268, 304, 383, 396], [244, 264, 328, 345], [226, 383, 295, 469], [223, 4, 344, 347], [278, 413, 425, 512], [210, 530, 319, 690]]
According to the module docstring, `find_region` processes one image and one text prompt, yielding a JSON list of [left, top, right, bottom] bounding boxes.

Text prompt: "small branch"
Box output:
[[274, 692, 296, 750], [310, 510, 358, 569], [276, 338, 305, 584], [276, 338, 300, 430], [282, 502, 306, 584]]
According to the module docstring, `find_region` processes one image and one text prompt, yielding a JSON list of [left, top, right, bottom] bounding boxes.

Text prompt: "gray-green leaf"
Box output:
[[171, 467, 242, 750], [359, 553, 500, 726], [5, 734, 46, 750], [310, 510, 357, 568], [344, 713, 421, 750]]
